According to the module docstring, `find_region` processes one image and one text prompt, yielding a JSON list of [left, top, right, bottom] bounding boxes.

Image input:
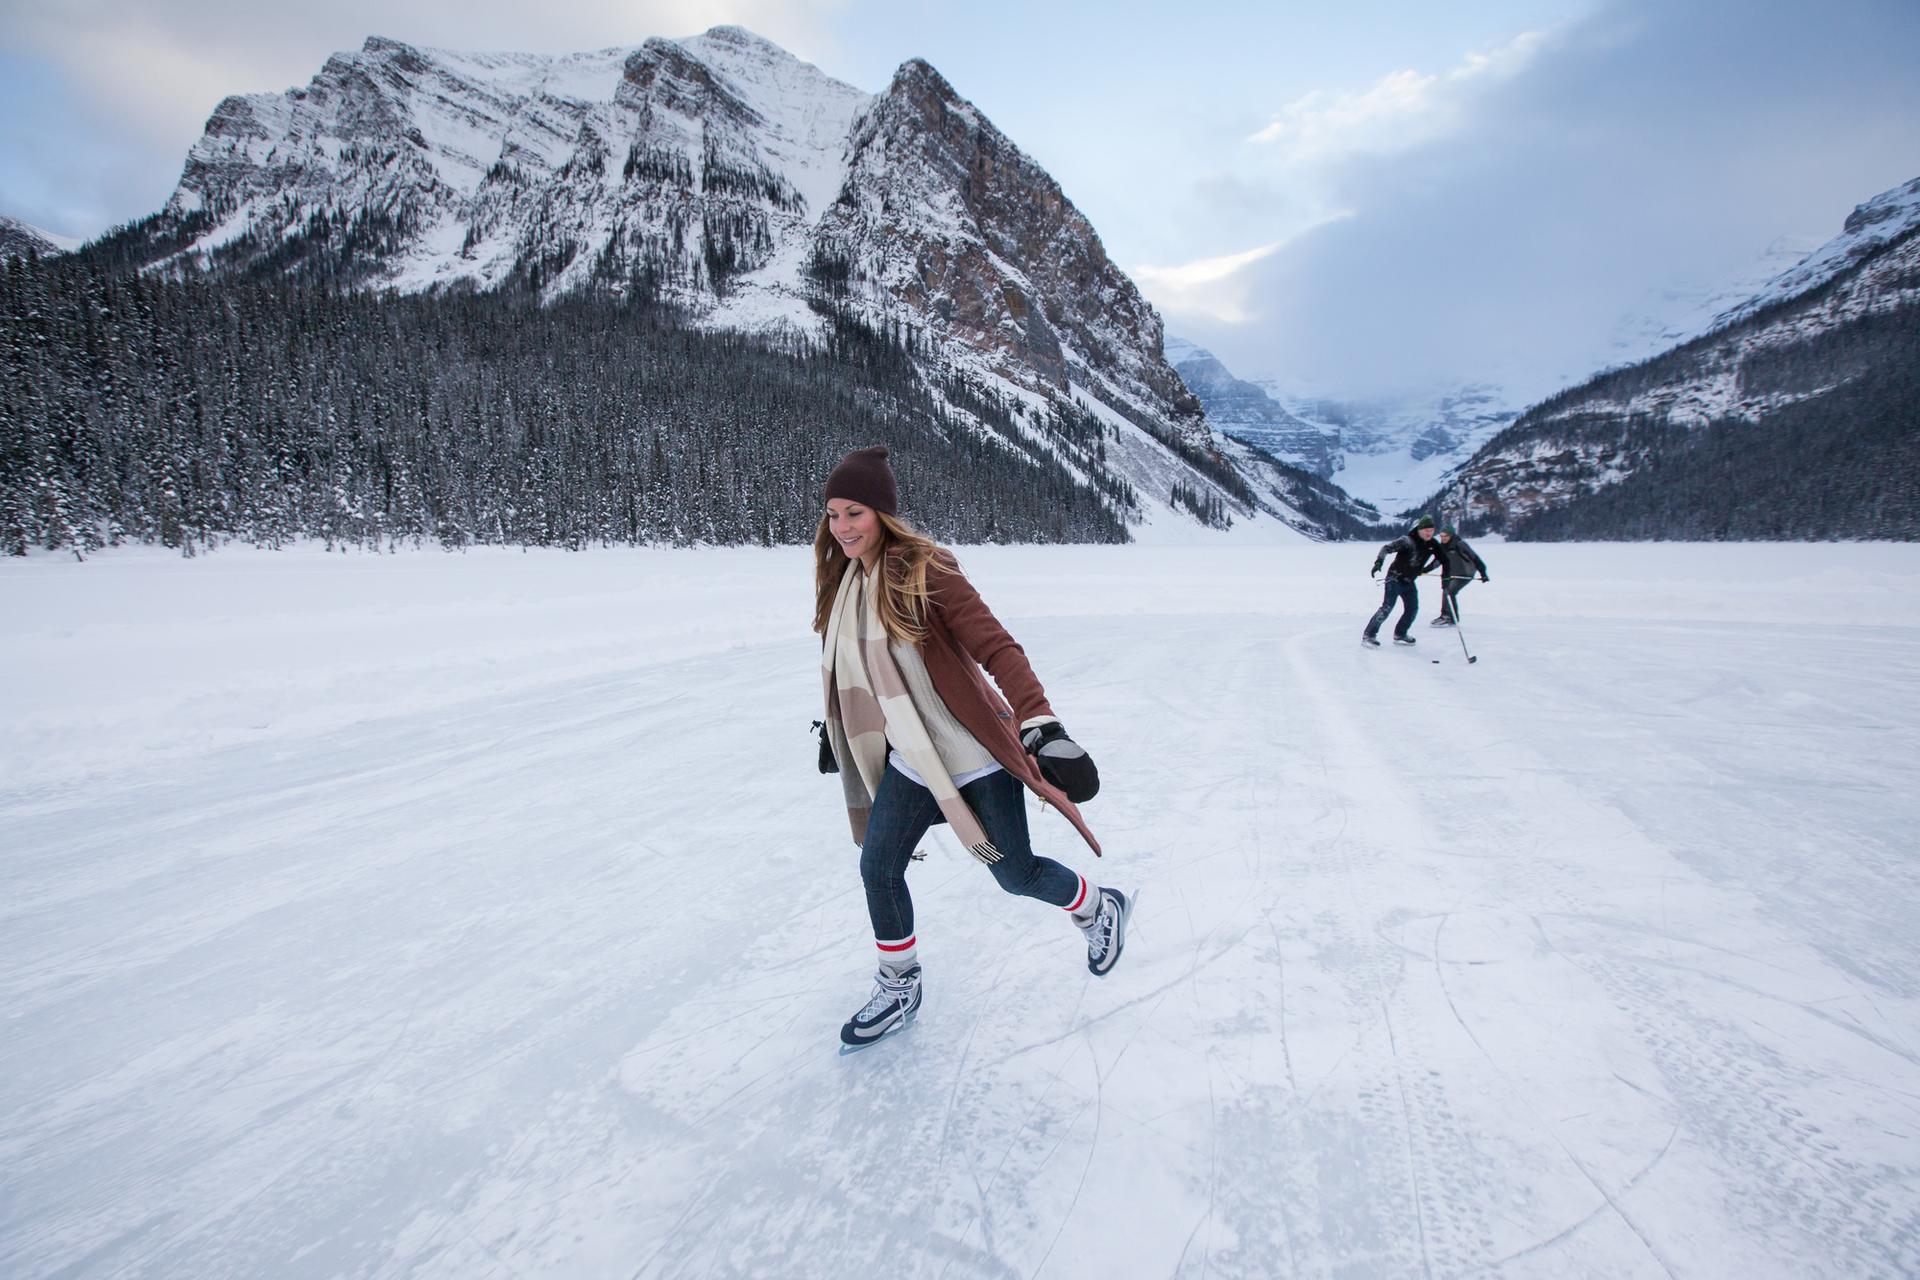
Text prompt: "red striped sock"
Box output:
[[1065, 876, 1097, 926], [876, 934, 918, 974]]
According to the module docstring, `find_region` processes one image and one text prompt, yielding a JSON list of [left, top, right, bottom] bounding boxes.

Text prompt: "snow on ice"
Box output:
[[2, 542, 1918, 1278]]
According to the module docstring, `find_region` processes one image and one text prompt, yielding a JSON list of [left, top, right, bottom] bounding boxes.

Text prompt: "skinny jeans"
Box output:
[[860, 762, 1082, 943]]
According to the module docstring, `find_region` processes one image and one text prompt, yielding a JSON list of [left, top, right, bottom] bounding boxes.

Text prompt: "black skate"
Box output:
[[1361, 634, 1381, 648], [840, 965, 922, 1047], [1393, 635, 1417, 645], [1081, 888, 1134, 977]]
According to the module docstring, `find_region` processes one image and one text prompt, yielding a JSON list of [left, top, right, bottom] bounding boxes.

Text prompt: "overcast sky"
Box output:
[[3, 0, 1916, 401]]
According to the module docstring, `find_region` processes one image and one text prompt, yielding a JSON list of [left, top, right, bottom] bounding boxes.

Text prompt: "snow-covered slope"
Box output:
[[0, 215, 80, 260], [1438, 173, 1920, 533], [1603, 234, 1819, 368], [1541, 174, 1920, 433], [1712, 176, 1920, 330]]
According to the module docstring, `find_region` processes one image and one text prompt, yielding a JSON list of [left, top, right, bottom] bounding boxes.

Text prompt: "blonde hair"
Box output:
[[812, 510, 942, 645]]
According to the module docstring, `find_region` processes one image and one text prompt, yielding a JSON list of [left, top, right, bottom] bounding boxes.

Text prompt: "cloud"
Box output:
[[1144, 27, 1556, 338], [1247, 29, 1550, 167], [1130, 240, 1288, 324], [1189, 0, 1920, 403]]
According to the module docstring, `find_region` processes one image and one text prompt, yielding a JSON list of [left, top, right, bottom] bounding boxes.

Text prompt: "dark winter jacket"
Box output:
[[1373, 531, 1442, 580], [1437, 537, 1488, 580]]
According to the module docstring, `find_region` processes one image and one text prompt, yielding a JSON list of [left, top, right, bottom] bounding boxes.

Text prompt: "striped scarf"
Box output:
[[821, 560, 1002, 863]]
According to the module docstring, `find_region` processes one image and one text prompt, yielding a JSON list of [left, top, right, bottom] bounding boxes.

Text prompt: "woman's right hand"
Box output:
[[813, 720, 839, 774]]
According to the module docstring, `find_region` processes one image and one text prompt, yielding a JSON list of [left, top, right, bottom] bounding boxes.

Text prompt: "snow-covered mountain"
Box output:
[[1265, 382, 1515, 518], [0, 216, 80, 261], [1437, 174, 1920, 536], [1162, 338, 1338, 477], [1164, 336, 1513, 517], [81, 28, 1333, 536]]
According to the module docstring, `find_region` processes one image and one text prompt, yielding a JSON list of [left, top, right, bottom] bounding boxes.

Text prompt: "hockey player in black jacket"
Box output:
[[1432, 527, 1489, 626], [1363, 516, 1441, 647]]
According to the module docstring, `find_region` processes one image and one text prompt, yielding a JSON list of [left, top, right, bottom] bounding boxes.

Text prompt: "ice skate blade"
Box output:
[[838, 1010, 917, 1054]]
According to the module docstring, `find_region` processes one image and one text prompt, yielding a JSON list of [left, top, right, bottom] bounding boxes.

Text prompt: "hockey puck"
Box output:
[[1431, 659, 1439, 664]]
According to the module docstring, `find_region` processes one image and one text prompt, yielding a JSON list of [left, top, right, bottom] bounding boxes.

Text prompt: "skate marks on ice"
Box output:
[[0, 639, 836, 1280], [6, 549, 1920, 1278], [1312, 613, 1920, 1277]]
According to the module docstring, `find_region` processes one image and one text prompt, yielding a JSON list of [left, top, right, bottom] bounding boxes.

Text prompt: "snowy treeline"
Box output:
[[0, 253, 1136, 557]]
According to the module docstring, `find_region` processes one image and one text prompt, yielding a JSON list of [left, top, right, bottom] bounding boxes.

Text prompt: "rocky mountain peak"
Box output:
[[1842, 175, 1920, 236], [1710, 172, 1920, 331], [817, 54, 1200, 444]]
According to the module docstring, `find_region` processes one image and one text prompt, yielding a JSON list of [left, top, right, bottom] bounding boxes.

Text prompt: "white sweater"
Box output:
[[886, 636, 1002, 787]]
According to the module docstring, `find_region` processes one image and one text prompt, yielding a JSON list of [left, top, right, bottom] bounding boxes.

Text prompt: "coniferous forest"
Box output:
[[0, 252, 1135, 557]]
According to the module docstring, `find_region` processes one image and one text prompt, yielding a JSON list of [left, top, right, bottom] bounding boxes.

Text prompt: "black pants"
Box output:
[[1440, 575, 1472, 623], [1365, 577, 1418, 638]]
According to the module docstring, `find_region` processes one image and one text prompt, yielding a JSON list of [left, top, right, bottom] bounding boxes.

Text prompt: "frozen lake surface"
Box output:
[[3, 541, 1918, 1278]]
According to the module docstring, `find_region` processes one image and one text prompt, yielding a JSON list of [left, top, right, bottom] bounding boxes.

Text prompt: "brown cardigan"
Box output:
[[915, 549, 1101, 857]]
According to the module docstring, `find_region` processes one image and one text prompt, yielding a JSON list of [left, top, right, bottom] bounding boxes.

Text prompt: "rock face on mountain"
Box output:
[[1434, 175, 1920, 538], [159, 29, 860, 307], [91, 26, 1265, 532], [813, 59, 1203, 443]]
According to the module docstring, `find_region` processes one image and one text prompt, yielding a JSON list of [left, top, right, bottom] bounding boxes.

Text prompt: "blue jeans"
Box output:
[[860, 763, 1083, 943], [1365, 577, 1419, 638]]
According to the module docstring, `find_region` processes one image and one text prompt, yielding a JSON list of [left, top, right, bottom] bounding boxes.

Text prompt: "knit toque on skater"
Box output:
[[825, 445, 899, 516]]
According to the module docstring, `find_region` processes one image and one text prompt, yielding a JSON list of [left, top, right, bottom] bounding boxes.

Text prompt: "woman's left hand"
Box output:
[[1021, 721, 1100, 803]]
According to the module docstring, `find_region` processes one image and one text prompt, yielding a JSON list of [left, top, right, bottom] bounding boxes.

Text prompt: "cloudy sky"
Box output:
[[3, 0, 1916, 401]]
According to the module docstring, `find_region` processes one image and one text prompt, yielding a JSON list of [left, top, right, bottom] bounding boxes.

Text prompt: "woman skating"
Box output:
[[814, 445, 1129, 1047]]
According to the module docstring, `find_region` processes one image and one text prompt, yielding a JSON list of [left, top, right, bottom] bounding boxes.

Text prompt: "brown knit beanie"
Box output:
[[824, 445, 899, 515]]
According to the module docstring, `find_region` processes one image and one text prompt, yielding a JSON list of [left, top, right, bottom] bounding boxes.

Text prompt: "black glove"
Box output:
[[812, 720, 838, 774], [1479, 573, 1489, 583], [1021, 721, 1099, 803], [1370, 562, 1382, 578]]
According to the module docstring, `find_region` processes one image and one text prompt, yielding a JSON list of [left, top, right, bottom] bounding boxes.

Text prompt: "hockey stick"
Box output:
[[1450, 577, 1478, 664]]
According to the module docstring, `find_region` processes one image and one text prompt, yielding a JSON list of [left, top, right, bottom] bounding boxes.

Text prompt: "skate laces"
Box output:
[[861, 971, 915, 1019], [1083, 895, 1117, 959]]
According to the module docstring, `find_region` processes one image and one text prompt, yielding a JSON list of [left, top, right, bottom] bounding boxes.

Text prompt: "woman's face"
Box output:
[[826, 500, 881, 563]]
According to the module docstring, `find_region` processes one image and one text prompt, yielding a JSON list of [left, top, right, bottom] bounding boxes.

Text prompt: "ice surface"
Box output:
[[3, 542, 1918, 1278]]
